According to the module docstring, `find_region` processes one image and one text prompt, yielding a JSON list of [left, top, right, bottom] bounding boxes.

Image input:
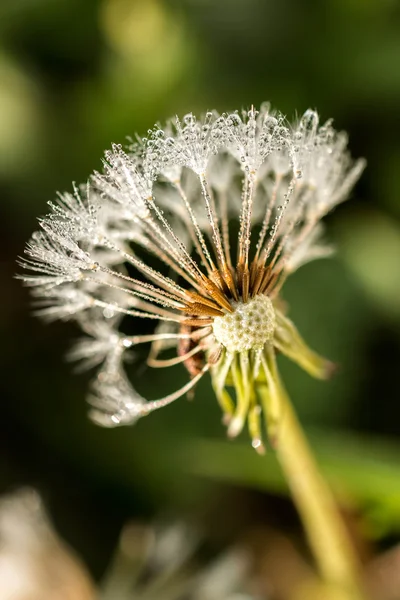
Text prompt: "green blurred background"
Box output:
[[1, 0, 400, 578]]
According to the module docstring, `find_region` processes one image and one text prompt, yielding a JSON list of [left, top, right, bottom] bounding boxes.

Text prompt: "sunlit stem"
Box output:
[[257, 358, 365, 599]]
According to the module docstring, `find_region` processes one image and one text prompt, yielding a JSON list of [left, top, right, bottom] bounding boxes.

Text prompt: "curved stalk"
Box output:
[[258, 378, 366, 599]]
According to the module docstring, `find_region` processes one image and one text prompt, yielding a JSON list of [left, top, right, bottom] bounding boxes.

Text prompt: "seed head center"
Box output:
[[212, 295, 275, 353]]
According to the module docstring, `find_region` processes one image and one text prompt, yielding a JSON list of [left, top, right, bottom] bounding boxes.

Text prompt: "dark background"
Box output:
[[1, 0, 400, 579]]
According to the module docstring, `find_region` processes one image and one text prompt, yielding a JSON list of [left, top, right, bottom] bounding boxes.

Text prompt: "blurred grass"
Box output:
[[338, 210, 400, 321], [183, 431, 400, 538]]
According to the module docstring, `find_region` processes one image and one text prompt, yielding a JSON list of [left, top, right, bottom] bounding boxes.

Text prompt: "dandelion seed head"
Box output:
[[19, 103, 364, 449]]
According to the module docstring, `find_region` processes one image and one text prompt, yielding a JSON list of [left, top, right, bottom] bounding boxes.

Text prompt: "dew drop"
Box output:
[[183, 113, 195, 126], [103, 306, 115, 319], [300, 109, 319, 135]]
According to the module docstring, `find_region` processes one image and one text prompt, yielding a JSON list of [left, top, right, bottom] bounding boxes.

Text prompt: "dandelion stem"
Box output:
[[258, 380, 365, 599]]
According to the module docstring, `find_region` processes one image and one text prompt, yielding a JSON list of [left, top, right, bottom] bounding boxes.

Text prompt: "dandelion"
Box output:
[[19, 103, 364, 448], [19, 103, 366, 597]]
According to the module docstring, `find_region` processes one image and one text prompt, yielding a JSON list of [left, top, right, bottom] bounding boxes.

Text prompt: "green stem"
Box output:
[[258, 382, 366, 599]]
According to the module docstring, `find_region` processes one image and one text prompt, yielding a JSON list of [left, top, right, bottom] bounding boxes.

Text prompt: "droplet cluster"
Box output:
[[213, 295, 276, 353], [19, 103, 364, 428]]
